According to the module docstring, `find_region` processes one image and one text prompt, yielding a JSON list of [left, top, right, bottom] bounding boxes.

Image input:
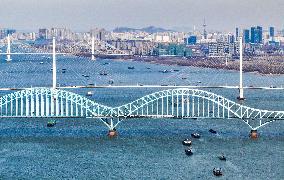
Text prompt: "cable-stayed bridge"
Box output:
[[0, 35, 283, 137]]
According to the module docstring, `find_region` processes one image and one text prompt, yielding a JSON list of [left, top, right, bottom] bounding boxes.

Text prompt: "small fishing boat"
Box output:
[[213, 168, 223, 176], [108, 80, 114, 85], [128, 66, 135, 69], [218, 154, 226, 161], [99, 71, 108, 76], [191, 133, 201, 139], [159, 70, 170, 73], [182, 139, 192, 146], [185, 148, 193, 156], [47, 120, 56, 127], [209, 129, 217, 134], [86, 91, 94, 96]]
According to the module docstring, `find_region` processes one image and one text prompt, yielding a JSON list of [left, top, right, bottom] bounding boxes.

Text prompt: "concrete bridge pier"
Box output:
[[108, 129, 117, 137], [250, 129, 258, 139], [107, 118, 118, 137]]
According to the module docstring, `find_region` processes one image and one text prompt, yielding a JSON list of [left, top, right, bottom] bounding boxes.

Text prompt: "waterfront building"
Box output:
[[154, 43, 192, 57], [39, 28, 49, 39], [270, 27, 275, 37], [251, 26, 263, 44], [90, 28, 107, 41], [185, 36, 197, 45], [0, 29, 16, 39], [243, 29, 250, 43], [236, 27, 239, 40]]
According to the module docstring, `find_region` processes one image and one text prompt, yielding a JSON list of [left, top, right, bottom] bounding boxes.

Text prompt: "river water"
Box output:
[[0, 54, 283, 179]]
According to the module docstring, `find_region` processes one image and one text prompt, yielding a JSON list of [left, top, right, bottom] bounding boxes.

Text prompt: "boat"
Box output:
[[47, 120, 56, 127], [191, 133, 201, 138], [182, 77, 187, 80], [173, 69, 180, 72], [108, 80, 114, 85], [146, 67, 151, 69], [40, 62, 44, 64], [88, 83, 94, 86], [99, 71, 108, 76], [218, 154, 226, 161], [86, 91, 94, 96], [103, 62, 109, 65], [128, 66, 135, 69], [185, 148, 193, 156], [182, 139, 192, 146], [209, 129, 217, 134], [213, 168, 223, 176], [159, 70, 170, 73]]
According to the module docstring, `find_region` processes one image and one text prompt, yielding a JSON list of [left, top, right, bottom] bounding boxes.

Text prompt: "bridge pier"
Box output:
[[250, 129, 258, 139], [108, 128, 117, 137], [107, 118, 118, 137]]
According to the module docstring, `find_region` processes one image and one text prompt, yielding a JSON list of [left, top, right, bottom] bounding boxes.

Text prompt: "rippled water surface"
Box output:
[[0, 53, 283, 179]]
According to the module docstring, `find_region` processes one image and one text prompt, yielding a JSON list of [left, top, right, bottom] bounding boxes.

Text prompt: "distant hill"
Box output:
[[113, 26, 174, 33]]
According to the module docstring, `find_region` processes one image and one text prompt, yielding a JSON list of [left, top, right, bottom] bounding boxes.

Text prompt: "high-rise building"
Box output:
[[90, 28, 107, 41], [269, 27, 275, 37], [251, 27, 256, 43], [250, 26, 262, 44], [0, 29, 16, 39], [203, 19, 207, 39], [38, 28, 49, 39], [257, 26, 263, 43], [243, 29, 250, 43], [235, 28, 239, 41], [185, 36, 197, 45]]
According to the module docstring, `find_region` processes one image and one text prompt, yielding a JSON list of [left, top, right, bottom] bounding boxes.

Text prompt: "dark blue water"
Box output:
[[0, 50, 283, 179]]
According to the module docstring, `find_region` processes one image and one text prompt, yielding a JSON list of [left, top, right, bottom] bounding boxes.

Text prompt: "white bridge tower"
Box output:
[[6, 34, 12, 62]]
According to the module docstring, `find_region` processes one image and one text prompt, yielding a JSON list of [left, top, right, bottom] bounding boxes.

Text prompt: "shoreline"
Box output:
[[131, 56, 284, 75], [78, 53, 284, 75]]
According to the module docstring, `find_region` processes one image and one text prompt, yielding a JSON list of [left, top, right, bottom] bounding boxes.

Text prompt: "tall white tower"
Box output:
[[91, 36, 95, 60], [52, 37, 57, 89], [6, 34, 12, 62], [238, 36, 245, 100]]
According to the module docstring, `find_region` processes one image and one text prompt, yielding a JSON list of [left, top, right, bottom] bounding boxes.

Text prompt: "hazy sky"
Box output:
[[0, 0, 283, 32]]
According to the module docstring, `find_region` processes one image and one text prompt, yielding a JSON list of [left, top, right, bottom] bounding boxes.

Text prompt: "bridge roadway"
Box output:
[[0, 85, 283, 91], [0, 87, 283, 132]]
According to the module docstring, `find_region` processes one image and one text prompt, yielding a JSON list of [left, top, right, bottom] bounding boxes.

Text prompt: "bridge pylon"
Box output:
[[6, 34, 12, 62], [91, 36, 96, 60], [237, 36, 245, 100]]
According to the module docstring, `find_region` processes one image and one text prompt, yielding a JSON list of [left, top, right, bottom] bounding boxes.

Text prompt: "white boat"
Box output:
[[86, 91, 94, 96]]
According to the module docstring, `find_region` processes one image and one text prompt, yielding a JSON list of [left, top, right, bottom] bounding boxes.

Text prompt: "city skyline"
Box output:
[[0, 0, 284, 32]]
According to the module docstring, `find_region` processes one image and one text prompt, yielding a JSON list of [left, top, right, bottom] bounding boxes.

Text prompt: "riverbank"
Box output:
[[132, 56, 284, 75]]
